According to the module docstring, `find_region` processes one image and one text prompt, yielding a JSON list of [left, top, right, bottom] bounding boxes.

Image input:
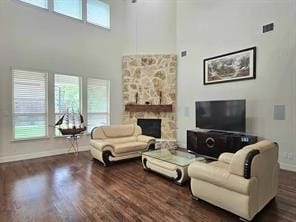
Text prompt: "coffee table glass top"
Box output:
[[142, 149, 196, 167]]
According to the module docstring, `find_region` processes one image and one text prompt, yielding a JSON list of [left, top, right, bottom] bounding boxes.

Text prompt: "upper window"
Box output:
[[87, 0, 110, 28], [87, 78, 110, 132], [54, 0, 82, 20], [17, 0, 111, 28], [54, 74, 81, 135], [12, 69, 48, 140], [20, 0, 48, 9]]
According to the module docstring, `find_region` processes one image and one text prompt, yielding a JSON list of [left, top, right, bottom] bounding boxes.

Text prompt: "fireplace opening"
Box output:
[[137, 119, 161, 138]]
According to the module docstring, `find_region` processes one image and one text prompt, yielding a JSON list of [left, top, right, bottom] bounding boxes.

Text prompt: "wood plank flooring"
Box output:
[[0, 151, 295, 222]]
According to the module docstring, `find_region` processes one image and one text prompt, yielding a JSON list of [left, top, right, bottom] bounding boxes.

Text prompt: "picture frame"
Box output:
[[203, 47, 256, 85]]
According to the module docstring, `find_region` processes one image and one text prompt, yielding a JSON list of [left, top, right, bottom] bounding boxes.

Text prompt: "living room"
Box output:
[[0, 0, 295, 221]]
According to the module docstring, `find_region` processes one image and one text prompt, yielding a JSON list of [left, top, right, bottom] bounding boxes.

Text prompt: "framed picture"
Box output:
[[203, 47, 256, 85]]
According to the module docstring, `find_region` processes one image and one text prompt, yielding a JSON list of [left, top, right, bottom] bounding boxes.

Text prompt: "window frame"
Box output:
[[11, 68, 49, 141], [16, 0, 111, 30], [54, 73, 83, 136], [86, 77, 110, 133]]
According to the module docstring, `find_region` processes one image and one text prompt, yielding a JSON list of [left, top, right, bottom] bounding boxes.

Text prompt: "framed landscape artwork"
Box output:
[[203, 47, 256, 85]]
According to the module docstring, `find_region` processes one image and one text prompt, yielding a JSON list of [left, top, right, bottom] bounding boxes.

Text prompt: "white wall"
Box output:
[[2, 0, 295, 171], [176, 0, 296, 170], [0, 0, 176, 161], [123, 0, 176, 54], [0, 0, 126, 160]]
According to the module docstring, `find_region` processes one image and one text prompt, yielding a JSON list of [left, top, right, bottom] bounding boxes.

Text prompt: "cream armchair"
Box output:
[[90, 124, 156, 166], [188, 140, 279, 221]]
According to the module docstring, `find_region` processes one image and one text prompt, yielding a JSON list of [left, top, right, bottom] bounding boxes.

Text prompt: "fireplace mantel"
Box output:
[[125, 104, 173, 112]]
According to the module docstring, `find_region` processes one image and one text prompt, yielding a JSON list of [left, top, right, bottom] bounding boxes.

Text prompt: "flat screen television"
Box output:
[[196, 100, 246, 132]]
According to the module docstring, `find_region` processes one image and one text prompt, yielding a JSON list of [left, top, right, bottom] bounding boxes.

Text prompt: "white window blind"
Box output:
[[54, 0, 82, 20], [20, 0, 48, 9], [12, 69, 48, 140], [87, 0, 110, 28], [87, 78, 110, 132], [54, 74, 81, 135]]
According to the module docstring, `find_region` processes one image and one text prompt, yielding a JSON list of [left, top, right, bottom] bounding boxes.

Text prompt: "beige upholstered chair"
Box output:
[[188, 140, 279, 221], [90, 124, 156, 166]]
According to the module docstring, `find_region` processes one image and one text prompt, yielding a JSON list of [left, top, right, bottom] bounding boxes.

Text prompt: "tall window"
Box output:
[[54, 0, 82, 20], [12, 69, 48, 140], [20, 0, 48, 9], [54, 74, 81, 135], [87, 0, 110, 28], [87, 78, 110, 132]]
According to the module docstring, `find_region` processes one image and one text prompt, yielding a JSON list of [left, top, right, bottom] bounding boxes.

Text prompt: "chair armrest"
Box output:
[[90, 139, 114, 151], [137, 135, 155, 143], [188, 161, 257, 195], [218, 152, 234, 164]]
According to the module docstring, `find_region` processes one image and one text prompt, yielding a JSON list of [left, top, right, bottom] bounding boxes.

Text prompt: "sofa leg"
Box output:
[[102, 151, 113, 167]]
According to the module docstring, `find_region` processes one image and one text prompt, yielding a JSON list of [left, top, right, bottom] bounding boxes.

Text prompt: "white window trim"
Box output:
[[11, 67, 49, 141], [15, 0, 111, 30]]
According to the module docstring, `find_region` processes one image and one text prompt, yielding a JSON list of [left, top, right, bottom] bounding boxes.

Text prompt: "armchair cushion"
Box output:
[[104, 137, 137, 144], [90, 139, 113, 151], [137, 135, 155, 143], [188, 161, 257, 195], [218, 152, 234, 164], [113, 142, 147, 154], [101, 124, 138, 138]]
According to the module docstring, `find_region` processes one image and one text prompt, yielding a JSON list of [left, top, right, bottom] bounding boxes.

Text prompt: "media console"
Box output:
[[187, 129, 258, 159]]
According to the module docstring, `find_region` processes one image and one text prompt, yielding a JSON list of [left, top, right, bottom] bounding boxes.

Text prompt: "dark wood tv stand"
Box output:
[[187, 129, 258, 159]]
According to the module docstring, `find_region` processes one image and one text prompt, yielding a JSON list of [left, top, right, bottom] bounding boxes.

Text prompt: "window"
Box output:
[[87, 0, 110, 28], [54, 74, 81, 135], [12, 69, 48, 140], [20, 0, 48, 9], [17, 0, 111, 28], [87, 78, 110, 132], [54, 0, 82, 20]]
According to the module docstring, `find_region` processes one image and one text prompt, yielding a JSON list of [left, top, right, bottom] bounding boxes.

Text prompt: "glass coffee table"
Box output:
[[142, 149, 201, 185]]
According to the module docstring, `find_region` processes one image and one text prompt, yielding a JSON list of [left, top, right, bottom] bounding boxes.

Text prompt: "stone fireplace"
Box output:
[[122, 54, 177, 140]]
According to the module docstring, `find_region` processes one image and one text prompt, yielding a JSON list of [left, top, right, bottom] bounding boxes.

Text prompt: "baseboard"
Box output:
[[0, 146, 91, 163], [279, 162, 296, 172]]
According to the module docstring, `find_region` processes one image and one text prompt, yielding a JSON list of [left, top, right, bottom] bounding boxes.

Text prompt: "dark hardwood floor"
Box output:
[[0, 151, 295, 222]]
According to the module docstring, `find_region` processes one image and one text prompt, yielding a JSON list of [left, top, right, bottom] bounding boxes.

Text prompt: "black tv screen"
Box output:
[[196, 100, 246, 132]]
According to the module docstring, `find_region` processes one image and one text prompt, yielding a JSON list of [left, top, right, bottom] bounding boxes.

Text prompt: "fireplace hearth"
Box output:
[[137, 119, 161, 138]]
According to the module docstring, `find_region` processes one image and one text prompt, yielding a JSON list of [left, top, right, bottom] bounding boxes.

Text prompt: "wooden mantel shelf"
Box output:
[[125, 104, 173, 112]]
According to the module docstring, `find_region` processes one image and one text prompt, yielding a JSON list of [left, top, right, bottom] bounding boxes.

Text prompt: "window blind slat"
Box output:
[[12, 69, 48, 140], [87, 78, 109, 132]]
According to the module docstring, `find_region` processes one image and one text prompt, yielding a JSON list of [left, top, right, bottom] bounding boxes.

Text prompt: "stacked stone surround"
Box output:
[[122, 54, 177, 140]]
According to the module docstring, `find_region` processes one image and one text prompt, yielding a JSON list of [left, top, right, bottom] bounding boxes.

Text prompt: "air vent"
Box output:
[[263, 23, 274, 33], [181, 51, 187, 57]]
